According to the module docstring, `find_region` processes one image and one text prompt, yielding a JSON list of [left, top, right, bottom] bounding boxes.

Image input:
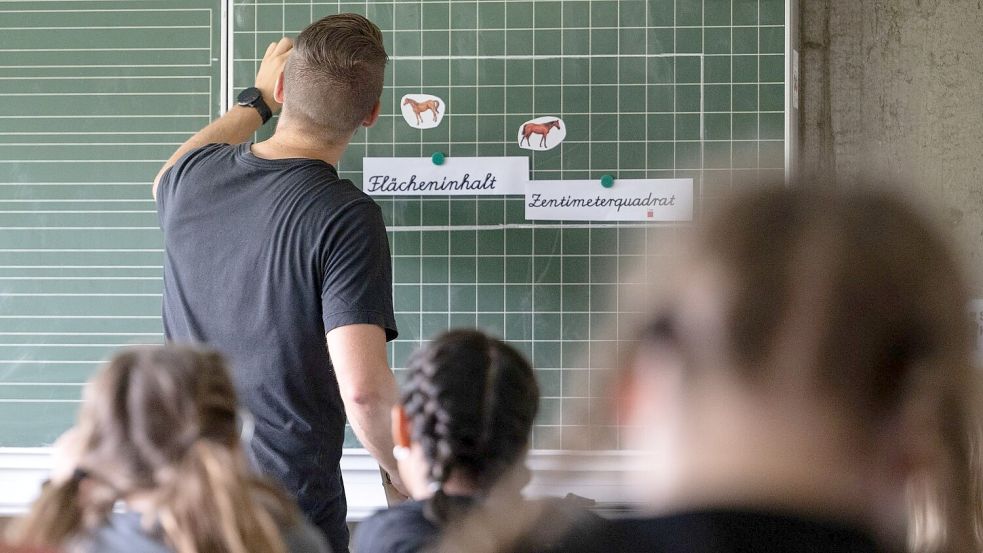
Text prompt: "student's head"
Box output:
[[392, 330, 539, 521], [276, 13, 388, 142], [8, 346, 297, 553], [620, 185, 980, 551]]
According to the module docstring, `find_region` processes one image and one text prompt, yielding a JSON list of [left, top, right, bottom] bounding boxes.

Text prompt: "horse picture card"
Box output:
[[517, 116, 566, 151], [401, 93, 445, 129]]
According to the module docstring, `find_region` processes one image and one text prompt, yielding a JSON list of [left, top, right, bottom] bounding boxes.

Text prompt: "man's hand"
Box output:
[[152, 36, 292, 199], [381, 468, 411, 505], [256, 37, 293, 113]]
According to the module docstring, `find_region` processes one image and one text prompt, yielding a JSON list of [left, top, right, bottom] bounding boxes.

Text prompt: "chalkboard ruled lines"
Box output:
[[0, 90, 208, 93], [0, 267, 158, 270], [0, 115, 208, 118], [0, 7, 211, 11], [0, 383, 85, 386], [0, 0, 219, 444], [0, 332, 161, 336], [0, 276, 158, 279], [0, 7, 212, 67], [0, 182, 149, 184], [0, 48, 208, 52], [0, 316, 160, 319], [0, 249, 164, 252]]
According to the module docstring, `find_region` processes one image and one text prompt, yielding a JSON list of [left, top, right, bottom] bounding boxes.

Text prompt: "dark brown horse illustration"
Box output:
[[403, 97, 440, 125], [520, 119, 562, 148]]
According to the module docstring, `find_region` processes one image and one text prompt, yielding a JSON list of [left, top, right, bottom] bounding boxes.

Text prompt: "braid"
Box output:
[[403, 352, 460, 524], [424, 396, 455, 487], [401, 330, 540, 525]]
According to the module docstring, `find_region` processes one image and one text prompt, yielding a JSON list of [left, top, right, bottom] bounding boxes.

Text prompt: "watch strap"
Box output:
[[238, 87, 272, 125], [249, 95, 273, 125]]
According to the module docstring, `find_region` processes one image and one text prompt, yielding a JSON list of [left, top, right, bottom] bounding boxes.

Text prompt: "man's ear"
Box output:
[[273, 71, 286, 104], [391, 405, 412, 448], [362, 100, 382, 128]]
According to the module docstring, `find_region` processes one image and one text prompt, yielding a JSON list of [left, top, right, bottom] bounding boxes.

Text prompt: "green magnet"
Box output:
[[431, 151, 446, 165], [600, 174, 615, 188]]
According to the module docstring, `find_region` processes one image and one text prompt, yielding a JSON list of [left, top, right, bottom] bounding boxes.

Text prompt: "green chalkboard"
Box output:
[[0, 0, 221, 446], [234, 0, 787, 450], [1, 0, 785, 449]]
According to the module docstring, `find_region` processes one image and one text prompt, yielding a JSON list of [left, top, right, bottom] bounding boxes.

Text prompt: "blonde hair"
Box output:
[[282, 13, 388, 140], [642, 186, 981, 553], [7, 346, 299, 553]]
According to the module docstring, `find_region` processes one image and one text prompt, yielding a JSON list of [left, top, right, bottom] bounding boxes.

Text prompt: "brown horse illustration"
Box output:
[[520, 119, 562, 148], [403, 97, 440, 125]]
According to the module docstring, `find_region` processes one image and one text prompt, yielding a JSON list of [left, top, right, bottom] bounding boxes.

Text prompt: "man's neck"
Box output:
[[251, 125, 348, 167]]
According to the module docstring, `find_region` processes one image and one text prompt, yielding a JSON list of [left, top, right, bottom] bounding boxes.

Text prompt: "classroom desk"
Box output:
[[0, 449, 640, 520]]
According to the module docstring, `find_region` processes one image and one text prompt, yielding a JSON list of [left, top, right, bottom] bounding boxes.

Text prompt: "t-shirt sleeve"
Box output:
[[154, 143, 227, 221], [321, 200, 398, 341]]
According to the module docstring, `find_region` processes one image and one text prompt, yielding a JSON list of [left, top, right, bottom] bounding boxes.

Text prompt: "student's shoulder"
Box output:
[[282, 520, 332, 553], [513, 498, 611, 553], [72, 513, 172, 553], [355, 501, 437, 553]]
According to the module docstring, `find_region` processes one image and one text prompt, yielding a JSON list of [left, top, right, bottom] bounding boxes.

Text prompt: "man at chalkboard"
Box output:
[[151, 14, 405, 552]]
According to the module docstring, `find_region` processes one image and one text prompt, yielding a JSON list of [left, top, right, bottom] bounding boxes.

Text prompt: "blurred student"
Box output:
[[354, 330, 597, 553], [586, 186, 981, 553], [5, 346, 330, 553]]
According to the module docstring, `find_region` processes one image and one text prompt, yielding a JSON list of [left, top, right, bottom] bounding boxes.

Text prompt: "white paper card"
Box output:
[[400, 94, 444, 129], [362, 157, 529, 196], [525, 179, 693, 221]]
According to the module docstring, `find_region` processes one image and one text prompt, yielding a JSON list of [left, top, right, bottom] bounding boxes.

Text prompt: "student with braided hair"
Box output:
[[355, 330, 597, 553], [5, 345, 330, 553]]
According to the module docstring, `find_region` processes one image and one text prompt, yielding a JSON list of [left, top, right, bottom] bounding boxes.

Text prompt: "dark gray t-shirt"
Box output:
[[156, 142, 397, 550], [74, 511, 331, 553]]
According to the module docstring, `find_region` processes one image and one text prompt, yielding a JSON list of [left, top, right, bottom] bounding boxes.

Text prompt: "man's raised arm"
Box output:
[[152, 37, 293, 199], [327, 324, 408, 495]]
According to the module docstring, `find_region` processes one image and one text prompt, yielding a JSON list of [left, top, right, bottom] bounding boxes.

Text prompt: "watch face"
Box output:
[[237, 87, 261, 106]]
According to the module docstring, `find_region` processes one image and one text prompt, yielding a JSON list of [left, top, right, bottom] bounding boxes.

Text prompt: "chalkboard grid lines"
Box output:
[[234, 0, 785, 450]]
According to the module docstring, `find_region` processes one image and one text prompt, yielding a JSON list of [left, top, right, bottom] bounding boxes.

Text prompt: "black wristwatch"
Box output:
[[237, 87, 272, 124]]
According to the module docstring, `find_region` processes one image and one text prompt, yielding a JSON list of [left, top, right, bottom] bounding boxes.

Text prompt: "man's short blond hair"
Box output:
[[283, 13, 388, 140]]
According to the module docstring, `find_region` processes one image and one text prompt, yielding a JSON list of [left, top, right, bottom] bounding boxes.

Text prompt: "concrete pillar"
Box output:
[[799, 0, 983, 292]]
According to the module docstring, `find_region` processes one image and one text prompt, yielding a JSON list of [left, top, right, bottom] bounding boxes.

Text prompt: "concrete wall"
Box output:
[[798, 0, 983, 293]]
